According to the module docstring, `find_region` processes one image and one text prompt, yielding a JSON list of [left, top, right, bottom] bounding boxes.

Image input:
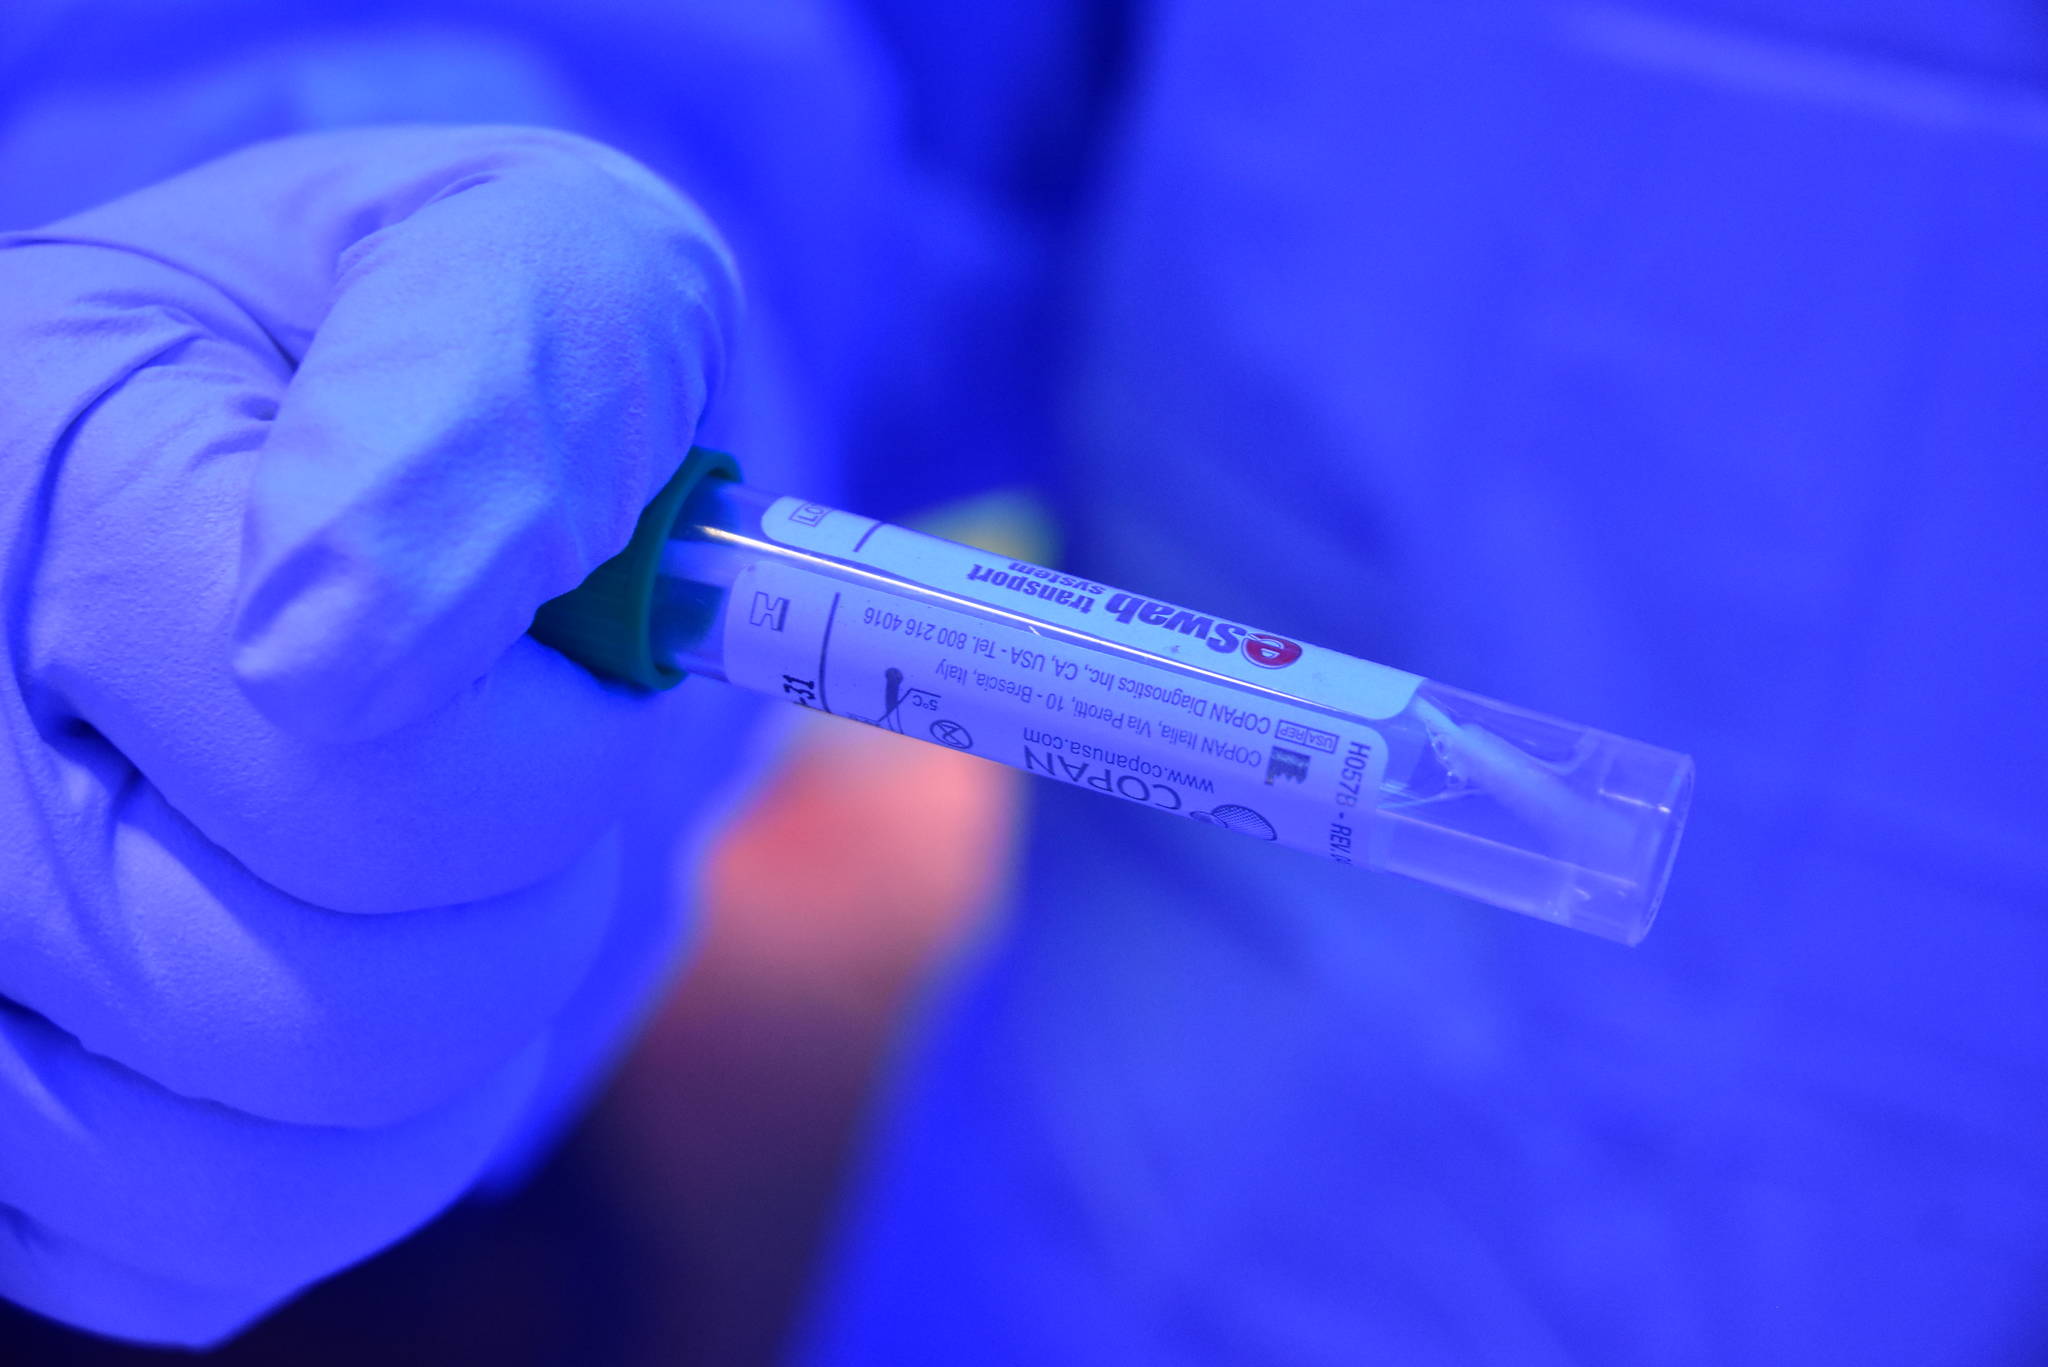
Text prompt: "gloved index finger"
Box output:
[[11, 125, 742, 740]]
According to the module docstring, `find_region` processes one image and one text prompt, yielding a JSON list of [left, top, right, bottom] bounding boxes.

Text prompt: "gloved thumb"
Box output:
[[35, 127, 740, 740]]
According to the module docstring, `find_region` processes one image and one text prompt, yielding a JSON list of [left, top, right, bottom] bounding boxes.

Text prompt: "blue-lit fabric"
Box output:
[[0, 126, 754, 1344], [800, 4, 2048, 1365]]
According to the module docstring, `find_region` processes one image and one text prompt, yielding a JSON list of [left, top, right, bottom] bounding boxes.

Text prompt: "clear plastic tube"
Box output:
[[652, 480, 1693, 945]]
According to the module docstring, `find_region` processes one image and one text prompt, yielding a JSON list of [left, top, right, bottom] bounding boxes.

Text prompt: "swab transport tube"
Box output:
[[541, 455, 1693, 945]]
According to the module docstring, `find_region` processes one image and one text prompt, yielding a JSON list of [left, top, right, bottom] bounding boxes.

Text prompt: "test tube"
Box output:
[[531, 452, 1688, 945], [603, 470, 1693, 947]]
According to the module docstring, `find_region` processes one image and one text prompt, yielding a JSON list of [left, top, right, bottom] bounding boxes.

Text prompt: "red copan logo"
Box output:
[[1243, 633, 1303, 668]]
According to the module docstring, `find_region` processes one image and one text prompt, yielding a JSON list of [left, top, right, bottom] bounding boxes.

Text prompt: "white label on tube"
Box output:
[[757, 496, 1422, 720], [723, 558, 1390, 867]]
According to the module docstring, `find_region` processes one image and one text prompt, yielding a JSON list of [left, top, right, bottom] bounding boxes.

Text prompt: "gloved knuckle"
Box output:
[[437, 125, 693, 226], [202, 1048, 492, 1130], [155, 971, 574, 1128]]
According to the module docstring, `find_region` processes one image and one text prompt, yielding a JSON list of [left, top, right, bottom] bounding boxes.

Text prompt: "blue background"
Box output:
[[2, 2, 2044, 1362]]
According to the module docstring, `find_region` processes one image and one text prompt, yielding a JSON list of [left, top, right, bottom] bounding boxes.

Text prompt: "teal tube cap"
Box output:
[[530, 446, 740, 690]]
